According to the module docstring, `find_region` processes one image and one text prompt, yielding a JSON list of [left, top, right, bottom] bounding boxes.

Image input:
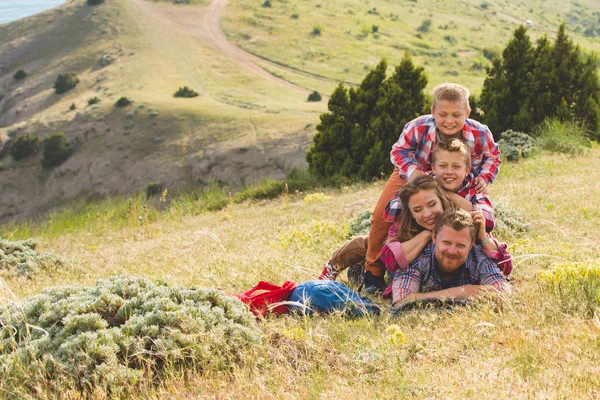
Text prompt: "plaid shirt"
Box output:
[[390, 242, 509, 304], [383, 175, 495, 232], [390, 115, 501, 183]]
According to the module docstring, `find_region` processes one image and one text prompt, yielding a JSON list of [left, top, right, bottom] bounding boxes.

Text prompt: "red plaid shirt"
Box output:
[[390, 115, 501, 183]]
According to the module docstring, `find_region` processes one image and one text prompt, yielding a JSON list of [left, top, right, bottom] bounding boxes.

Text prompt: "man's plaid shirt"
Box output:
[[390, 242, 509, 304], [390, 115, 501, 183]]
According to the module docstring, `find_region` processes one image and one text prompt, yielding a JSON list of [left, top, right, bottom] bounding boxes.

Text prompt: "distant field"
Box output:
[[221, 0, 600, 94]]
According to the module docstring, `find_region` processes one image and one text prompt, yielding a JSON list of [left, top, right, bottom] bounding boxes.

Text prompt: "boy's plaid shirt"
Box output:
[[390, 242, 509, 304], [390, 115, 501, 183], [383, 175, 495, 232]]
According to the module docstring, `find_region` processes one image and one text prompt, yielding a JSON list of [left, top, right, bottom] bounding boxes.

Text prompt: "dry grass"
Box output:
[[1, 148, 599, 397]]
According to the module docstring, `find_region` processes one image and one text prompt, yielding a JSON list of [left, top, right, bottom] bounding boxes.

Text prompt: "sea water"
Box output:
[[0, 0, 66, 24]]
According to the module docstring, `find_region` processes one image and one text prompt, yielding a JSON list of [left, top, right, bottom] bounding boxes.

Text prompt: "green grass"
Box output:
[[1, 148, 600, 397], [222, 0, 600, 93]]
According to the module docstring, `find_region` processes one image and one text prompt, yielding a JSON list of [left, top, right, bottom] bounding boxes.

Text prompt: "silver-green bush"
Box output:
[[0, 238, 66, 278], [0, 275, 261, 396], [348, 209, 372, 237], [498, 129, 536, 161], [493, 202, 530, 238]]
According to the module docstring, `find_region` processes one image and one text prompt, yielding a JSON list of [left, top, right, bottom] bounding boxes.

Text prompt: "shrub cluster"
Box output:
[[498, 129, 536, 161], [10, 134, 39, 160], [173, 86, 198, 98], [0, 238, 66, 278], [13, 69, 27, 80], [0, 275, 261, 396], [87, 96, 100, 105], [145, 182, 163, 198], [539, 259, 600, 317], [115, 97, 132, 107], [307, 91, 321, 102], [493, 203, 530, 238], [42, 132, 72, 169], [534, 118, 591, 156], [347, 209, 372, 237], [54, 73, 79, 94]]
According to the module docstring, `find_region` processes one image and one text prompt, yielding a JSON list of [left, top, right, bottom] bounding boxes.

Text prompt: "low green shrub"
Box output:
[[87, 96, 100, 105], [115, 97, 132, 107], [10, 134, 39, 160], [534, 118, 591, 156], [236, 179, 285, 201], [69, 102, 77, 111], [0, 275, 261, 396], [290, 13, 299, 19], [87, 0, 105, 5], [307, 91, 321, 102], [54, 73, 79, 94], [173, 86, 198, 98], [0, 238, 67, 278], [498, 129, 536, 161], [347, 210, 372, 237], [13, 69, 27, 80], [145, 182, 163, 198], [42, 132, 72, 168], [262, 0, 271, 7], [311, 25, 322, 36], [493, 202, 530, 238], [539, 259, 600, 317]]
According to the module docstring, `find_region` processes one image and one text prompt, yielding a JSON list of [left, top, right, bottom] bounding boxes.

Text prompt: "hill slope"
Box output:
[[3, 147, 600, 398], [0, 0, 599, 221]]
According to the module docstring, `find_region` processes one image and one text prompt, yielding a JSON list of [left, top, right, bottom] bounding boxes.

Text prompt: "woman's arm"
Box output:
[[381, 230, 431, 272]]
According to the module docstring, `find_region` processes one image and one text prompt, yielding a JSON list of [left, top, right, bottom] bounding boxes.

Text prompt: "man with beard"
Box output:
[[390, 208, 510, 306]]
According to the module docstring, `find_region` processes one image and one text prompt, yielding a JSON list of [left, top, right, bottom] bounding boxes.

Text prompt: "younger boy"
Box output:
[[362, 83, 501, 293]]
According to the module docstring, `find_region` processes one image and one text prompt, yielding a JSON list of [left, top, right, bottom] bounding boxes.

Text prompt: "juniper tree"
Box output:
[[306, 56, 427, 180], [480, 25, 535, 134]]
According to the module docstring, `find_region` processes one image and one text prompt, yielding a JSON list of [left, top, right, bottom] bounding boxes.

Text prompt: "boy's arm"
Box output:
[[471, 123, 501, 184], [471, 192, 495, 232], [446, 191, 473, 212], [476, 249, 512, 293], [390, 119, 424, 179], [381, 231, 432, 272]]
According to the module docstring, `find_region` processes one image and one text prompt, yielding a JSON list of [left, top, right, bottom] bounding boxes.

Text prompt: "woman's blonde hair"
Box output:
[[390, 175, 455, 243]]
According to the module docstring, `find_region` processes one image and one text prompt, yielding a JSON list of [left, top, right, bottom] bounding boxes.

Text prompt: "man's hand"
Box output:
[[473, 176, 488, 194]]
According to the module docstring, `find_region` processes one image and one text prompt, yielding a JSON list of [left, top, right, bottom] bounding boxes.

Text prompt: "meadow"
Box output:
[[1, 142, 600, 398]]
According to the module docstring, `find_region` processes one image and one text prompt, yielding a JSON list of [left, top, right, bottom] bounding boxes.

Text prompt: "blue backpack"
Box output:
[[288, 280, 380, 317]]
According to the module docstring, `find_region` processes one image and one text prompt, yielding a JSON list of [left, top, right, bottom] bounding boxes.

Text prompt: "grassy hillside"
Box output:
[[0, 0, 599, 220], [222, 0, 600, 92], [1, 146, 599, 397]]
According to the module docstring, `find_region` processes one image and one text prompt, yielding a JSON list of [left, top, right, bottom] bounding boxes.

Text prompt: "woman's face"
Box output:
[[407, 189, 444, 230]]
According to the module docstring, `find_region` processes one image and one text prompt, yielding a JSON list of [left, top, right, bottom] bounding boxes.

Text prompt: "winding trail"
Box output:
[[131, 0, 319, 94]]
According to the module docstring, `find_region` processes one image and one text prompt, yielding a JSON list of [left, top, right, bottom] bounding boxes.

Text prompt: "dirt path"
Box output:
[[131, 0, 314, 94]]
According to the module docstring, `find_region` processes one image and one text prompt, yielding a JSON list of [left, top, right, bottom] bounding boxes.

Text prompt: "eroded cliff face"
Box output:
[[0, 117, 311, 222]]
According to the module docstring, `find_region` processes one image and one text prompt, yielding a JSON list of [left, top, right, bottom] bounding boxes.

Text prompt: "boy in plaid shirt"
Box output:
[[362, 83, 501, 293]]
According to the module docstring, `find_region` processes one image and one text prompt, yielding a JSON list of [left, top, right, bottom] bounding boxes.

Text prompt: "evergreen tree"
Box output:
[[359, 53, 427, 179], [479, 24, 600, 139], [306, 57, 428, 180], [480, 26, 535, 133]]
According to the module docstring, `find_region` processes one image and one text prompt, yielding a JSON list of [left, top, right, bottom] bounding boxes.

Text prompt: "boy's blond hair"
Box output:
[[432, 83, 470, 110], [432, 138, 471, 168]]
